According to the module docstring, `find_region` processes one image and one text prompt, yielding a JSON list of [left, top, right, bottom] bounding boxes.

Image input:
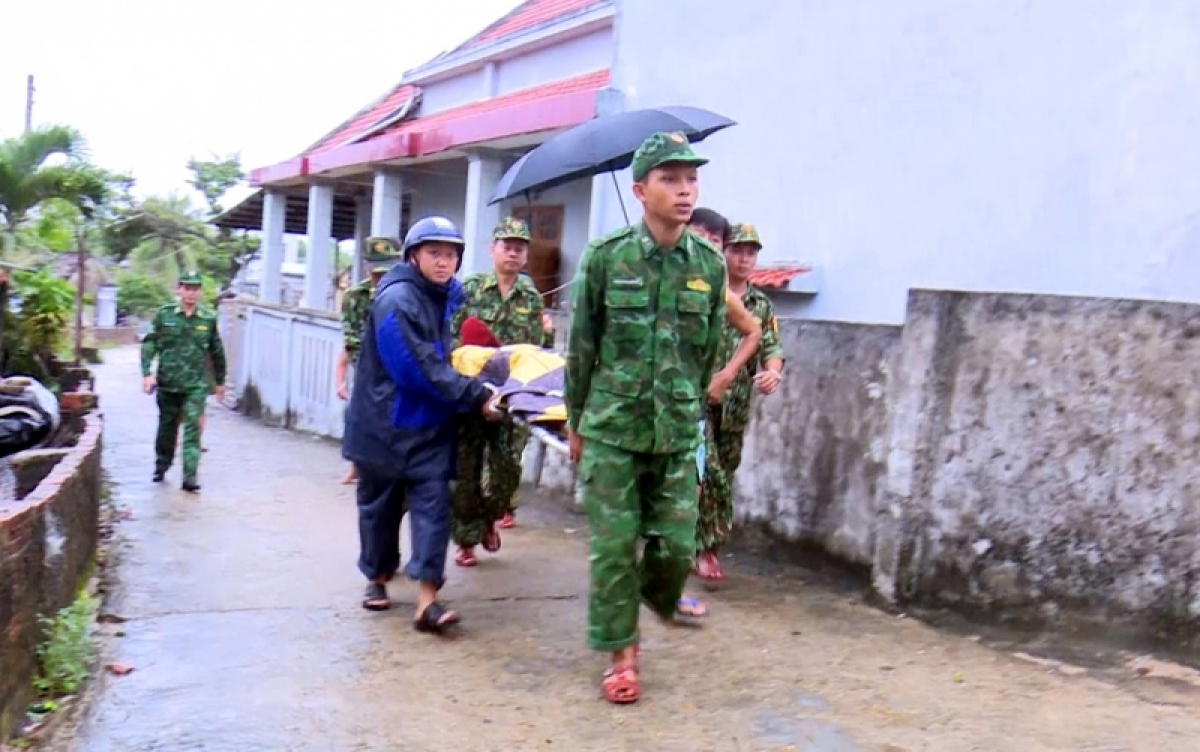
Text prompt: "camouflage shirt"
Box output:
[[718, 285, 784, 431], [140, 303, 226, 393], [451, 271, 553, 349], [341, 278, 375, 361], [566, 222, 728, 454]]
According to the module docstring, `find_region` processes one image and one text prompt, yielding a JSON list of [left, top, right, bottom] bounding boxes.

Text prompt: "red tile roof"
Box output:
[[303, 84, 419, 157], [462, 0, 608, 49], [296, 0, 607, 159], [385, 69, 608, 140], [749, 266, 812, 289]]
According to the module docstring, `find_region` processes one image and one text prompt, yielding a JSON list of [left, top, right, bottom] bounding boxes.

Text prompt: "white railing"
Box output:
[[222, 298, 345, 439]]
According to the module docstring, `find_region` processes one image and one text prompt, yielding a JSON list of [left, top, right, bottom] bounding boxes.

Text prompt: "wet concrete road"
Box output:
[[49, 347, 1200, 751]]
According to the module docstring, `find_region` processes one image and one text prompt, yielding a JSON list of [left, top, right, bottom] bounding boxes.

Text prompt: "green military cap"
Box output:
[[727, 222, 763, 248], [631, 131, 709, 182], [493, 216, 531, 242], [362, 236, 402, 264], [178, 270, 202, 286]]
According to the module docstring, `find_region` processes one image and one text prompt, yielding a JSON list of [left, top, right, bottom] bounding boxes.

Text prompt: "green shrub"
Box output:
[[34, 593, 97, 697], [116, 271, 172, 316]]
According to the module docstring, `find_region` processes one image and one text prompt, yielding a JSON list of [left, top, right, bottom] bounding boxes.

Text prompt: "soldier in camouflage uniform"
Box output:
[[565, 132, 727, 704], [449, 216, 554, 566], [335, 237, 402, 485], [696, 222, 785, 580], [141, 271, 226, 493]]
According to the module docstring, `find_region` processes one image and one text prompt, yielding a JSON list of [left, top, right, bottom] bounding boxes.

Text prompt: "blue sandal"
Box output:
[[676, 596, 708, 618]]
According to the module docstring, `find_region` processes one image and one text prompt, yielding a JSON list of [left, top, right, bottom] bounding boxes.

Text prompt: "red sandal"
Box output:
[[498, 512, 516, 530], [481, 525, 501, 553], [601, 665, 640, 704], [455, 547, 478, 567]]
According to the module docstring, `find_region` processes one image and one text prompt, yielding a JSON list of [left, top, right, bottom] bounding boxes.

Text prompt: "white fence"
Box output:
[[221, 298, 345, 439]]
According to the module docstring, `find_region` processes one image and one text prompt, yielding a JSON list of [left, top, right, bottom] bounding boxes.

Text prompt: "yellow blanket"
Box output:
[[451, 344, 567, 425]]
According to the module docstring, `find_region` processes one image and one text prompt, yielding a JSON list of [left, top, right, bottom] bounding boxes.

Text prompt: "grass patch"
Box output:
[[33, 591, 98, 699]]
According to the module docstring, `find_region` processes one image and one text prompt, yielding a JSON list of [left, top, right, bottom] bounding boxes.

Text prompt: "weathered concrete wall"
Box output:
[[874, 289, 1200, 633], [734, 319, 901, 567], [0, 407, 102, 740]]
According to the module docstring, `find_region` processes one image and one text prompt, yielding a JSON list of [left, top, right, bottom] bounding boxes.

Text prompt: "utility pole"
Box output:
[[24, 75, 34, 133]]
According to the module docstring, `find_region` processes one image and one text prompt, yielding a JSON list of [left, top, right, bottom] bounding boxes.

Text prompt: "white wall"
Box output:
[[494, 29, 611, 93], [611, 0, 1200, 324], [418, 28, 613, 114], [407, 171, 468, 229]]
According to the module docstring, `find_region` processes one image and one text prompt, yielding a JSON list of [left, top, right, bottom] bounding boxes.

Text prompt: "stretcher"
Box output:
[[451, 344, 572, 485]]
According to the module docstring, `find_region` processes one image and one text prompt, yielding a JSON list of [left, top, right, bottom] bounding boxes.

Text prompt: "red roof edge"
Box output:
[[748, 266, 813, 289], [252, 85, 601, 186], [253, 157, 310, 186]]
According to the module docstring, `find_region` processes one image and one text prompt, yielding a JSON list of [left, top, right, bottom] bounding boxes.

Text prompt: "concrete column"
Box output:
[[462, 153, 504, 277], [353, 195, 371, 285], [302, 183, 334, 311], [371, 170, 403, 239], [259, 190, 287, 305]]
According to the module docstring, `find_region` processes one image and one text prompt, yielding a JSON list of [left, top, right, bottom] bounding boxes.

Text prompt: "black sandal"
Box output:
[[362, 582, 391, 611], [414, 602, 460, 634]]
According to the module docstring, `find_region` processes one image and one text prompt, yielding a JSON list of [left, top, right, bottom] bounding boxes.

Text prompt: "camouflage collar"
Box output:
[[479, 271, 527, 292], [635, 222, 689, 258]]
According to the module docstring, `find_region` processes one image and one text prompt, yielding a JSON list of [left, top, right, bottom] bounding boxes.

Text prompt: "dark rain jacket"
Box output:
[[342, 263, 491, 481]]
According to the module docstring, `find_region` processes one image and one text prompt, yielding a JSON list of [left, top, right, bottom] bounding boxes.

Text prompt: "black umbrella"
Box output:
[[489, 106, 736, 221]]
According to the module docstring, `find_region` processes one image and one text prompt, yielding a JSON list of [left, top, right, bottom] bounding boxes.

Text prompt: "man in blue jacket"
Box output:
[[343, 215, 500, 634]]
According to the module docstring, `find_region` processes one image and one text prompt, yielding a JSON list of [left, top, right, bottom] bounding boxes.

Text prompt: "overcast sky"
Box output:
[[0, 0, 523, 208]]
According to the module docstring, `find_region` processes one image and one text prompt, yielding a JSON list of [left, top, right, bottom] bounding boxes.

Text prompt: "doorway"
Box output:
[[511, 205, 563, 307]]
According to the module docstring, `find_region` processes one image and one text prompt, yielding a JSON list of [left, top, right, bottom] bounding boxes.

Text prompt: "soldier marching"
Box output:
[[565, 132, 728, 704], [449, 216, 554, 567], [140, 271, 226, 493]]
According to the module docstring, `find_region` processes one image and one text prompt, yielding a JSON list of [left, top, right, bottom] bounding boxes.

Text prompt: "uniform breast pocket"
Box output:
[[604, 287, 650, 342], [158, 323, 181, 345], [676, 290, 711, 346]]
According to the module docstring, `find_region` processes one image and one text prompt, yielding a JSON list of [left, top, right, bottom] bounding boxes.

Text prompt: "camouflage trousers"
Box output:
[[580, 440, 698, 652], [696, 406, 747, 554], [155, 389, 207, 483], [451, 416, 528, 547]]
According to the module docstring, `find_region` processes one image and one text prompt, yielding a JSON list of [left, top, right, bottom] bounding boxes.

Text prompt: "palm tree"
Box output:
[[0, 125, 108, 254]]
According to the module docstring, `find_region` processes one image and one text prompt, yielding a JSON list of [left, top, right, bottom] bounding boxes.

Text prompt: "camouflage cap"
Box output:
[[362, 236, 403, 264], [178, 270, 202, 286], [727, 223, 763, 249], [493, 216, 531, 242], [631, 131, 709, 182]]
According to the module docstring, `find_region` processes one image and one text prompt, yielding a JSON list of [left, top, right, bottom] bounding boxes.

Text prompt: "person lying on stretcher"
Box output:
[[450, 328, 568, 428]]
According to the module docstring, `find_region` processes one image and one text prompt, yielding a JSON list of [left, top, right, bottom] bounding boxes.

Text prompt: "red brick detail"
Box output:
[[59, 391, 98, 413], [748, 266, 812, 289]]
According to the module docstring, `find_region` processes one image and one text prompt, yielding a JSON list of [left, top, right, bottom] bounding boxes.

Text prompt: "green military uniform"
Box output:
[[449, 217, 551, 548], [342, 237, 402, 362], [698, 223, 785, 554], [140, 271, 226, 487], [566, 132, 727, 651]]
